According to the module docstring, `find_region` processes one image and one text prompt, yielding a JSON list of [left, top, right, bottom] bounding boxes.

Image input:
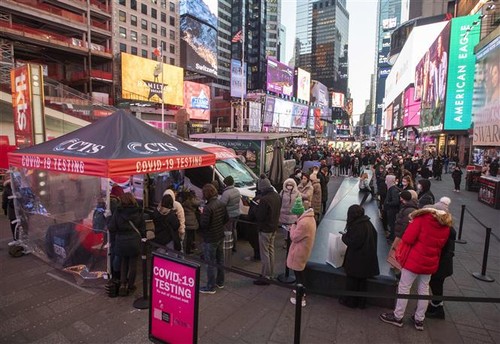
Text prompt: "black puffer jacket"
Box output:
[[341, 215, 380, 278], [199, 196, 228, 243], [108, 205, 145, 257], [433, 227, 456, 279], [249, 187, 282, 233], [394, 200, 419, 238], [152, 208, 180, 249]]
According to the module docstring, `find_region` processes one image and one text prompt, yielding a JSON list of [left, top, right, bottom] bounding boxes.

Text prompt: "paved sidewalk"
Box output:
[[0, 174, 499, 343]]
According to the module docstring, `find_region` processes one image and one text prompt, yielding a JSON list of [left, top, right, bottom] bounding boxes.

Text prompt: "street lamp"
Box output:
[[216, 116, 223, 132]]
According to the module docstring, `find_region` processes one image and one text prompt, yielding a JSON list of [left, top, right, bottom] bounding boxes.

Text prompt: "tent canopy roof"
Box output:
[[8, 110, 216, 177]]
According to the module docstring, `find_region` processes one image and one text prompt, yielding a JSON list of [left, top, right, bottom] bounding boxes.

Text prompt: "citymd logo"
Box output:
[[53, 138, 105, 154], [127, 142, 179, 155]]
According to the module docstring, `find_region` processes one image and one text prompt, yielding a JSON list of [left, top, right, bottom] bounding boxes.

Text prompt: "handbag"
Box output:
[[326, 232, 347, 268], [128, 220, 144, 239], [395, 239, 412, 267], [386, 237, 401, 270]]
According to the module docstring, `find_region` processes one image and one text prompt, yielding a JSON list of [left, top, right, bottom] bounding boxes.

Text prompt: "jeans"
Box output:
[[394, 268, 431, 321], [259, 231, 276, 278], [203, 240, 224, 289], [120, 255, 138, 287]]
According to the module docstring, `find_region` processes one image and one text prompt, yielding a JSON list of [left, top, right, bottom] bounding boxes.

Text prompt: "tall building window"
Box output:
[[141, 3, 147, 14], [152, 8, 157, 19], [131, 46, 137, 55], [169, 30, 175, 40], [131, 0, 137, 10], [119, 27, 127, 38], [142, 49, 148, 58], [131, 30, 137, 41], [152, 38, 157, 48], [161, 0, 166, 9], [170, 58, 175, 65], [161, 41, 166, 51], [119, 10, 126, 22], [141, 19, 148, 30], [141, 34, 148, 45], [169, 16, 175, 26], [119, 0, 125, 5], [169, 1, 175, 12], [169, 44, 175, 54], [131, 15, 137, 26], [151, 23, 157, 34], [161, 12, 166, 23], [161, 27, 167, 37], [119, 43, 127, 52]]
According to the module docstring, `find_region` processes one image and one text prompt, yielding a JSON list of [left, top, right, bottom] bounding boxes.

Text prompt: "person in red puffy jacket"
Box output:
[[380, 206, 452, 331]]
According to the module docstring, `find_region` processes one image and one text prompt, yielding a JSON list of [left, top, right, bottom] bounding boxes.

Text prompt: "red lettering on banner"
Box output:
[[11, 65, 33, 148]]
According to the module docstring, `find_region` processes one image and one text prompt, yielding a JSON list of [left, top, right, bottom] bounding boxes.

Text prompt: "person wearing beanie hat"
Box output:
[[424, 197, 451, 213], [220, 175, 241, 252], [248, 174, 282, 286], [391, 190, 419, 272], [286, 198, 316, 307], [309, 173, 322, 222], [417, 179, 435, 208], [340, 205, 379, 309]]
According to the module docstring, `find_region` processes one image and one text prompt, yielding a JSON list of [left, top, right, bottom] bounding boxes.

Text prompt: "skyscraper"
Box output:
[[266, 0, 281, 59], [295, 0, 349, 94]]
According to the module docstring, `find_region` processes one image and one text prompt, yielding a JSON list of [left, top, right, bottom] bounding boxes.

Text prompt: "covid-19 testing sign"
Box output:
[[149, 253, 200, 344]]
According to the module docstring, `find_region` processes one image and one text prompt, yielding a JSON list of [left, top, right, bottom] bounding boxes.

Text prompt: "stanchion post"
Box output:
[[294, 284, 305, 344], [472, 227, 495, 283], [456, 205, 467, 244], [133, 238, 150, 309], [278, 226, 295, 284]]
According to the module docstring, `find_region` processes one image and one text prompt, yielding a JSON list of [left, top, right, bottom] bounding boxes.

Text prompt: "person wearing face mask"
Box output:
[[417, 179, 435, 208], [279, 178, 300, 226], [401, 175, 415, 191], [297, 173, 314, 210]]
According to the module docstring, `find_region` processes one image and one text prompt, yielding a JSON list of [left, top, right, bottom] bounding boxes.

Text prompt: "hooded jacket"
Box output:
[[297, 180, 313, 210], [108, 204, 145, 257], [152, 206, 181, 249], [163, 189, 186, 236], [279, 178, 300, 225], [417, 179, 435, 208], [309, 174, 322, 214], [401, 208, 452, 274], [394, 199, 419, 238], [286, 209, 316, 271]]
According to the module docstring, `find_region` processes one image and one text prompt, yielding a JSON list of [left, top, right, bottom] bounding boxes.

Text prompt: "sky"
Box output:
[[280, 0, 378, 116]]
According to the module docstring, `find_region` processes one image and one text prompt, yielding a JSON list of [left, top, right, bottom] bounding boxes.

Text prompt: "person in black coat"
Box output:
[[152, 194, 181, 250], [417, 179, 435, 208], [451, 165, 463, 192], [2, 178, 17, 241], [108, 192, 145, 296], [319, 166, 329, 214], [340, 205, 380, 309]]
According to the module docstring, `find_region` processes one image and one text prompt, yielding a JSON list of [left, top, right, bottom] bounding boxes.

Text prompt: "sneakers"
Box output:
[[411, 315, 424, 331], [216, 284, 225, 289], [379, 312, 403, 327], [426, 304, 445, 319], [200, 286, 216, 294]]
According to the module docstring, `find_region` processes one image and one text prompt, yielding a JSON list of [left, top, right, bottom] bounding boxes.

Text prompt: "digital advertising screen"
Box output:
[[11, 64, 33, 148], [180, 16, 218, 78], [248, 101, 262, 132], [266, 57, 294, 97], [311, 80, 328, 107], [121, 52, 184, 106], [291, 103, 308, 129], [385, 103, 393, 132], [180, 0, 218, 28], [403, 86, 420, 127], [296, 68, 311, 102], [230, 59, 247, 98], [149, 253, 200, 344], [331, 92, 345, 108], [472, 34, 500, 146], [444, 14, 481, 130], [273, 98, 293, 129], [263, 96, 276, 126], [416, 22, 451, 132], [183, 81, 210, 121]]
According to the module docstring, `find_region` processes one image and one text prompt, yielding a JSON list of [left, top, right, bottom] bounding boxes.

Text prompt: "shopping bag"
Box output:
[[326, 232, 347, 268], [386, 237, 401, 270]]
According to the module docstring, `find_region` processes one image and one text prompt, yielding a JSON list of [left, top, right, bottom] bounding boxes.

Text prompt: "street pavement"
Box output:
[[0, 172, 499, 344]]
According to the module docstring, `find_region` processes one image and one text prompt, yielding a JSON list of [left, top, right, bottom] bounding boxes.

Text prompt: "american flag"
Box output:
[[231, 30, 242, 43]]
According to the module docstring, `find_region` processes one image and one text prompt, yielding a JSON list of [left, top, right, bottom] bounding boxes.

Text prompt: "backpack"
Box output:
[[92, 207, 106, 233]]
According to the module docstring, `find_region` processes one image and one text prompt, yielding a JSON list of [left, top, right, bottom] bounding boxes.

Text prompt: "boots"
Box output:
[[425, 303, 445, 319], [118, 283, 129, 297]]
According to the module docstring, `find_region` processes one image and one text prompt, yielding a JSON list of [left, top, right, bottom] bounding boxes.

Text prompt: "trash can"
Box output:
[[223, 231, 233, 268], [466, 170, 481, 192]]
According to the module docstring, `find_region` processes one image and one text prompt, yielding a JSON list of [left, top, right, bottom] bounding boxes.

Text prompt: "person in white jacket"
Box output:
[[163, 189, 186, 243]]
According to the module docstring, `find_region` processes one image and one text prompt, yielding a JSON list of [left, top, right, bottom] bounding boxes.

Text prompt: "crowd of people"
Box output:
[[79, 140, 464, 330]]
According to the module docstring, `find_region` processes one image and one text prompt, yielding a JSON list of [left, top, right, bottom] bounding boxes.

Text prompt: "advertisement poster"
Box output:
[[311, 80, 328, 107], [248, 101, 262, 132], [263, 97, 276, 126], [415, 22, 451, 132], [149, 253, 200, 344], [392, 94, 402, 129], [291, 103, 308, 129], [403, 87, 420, 126], [385, 103, 393, 132], [184, 81, 210, 121], [203, 139, 261, 174], [444, 14, 481, 130], [274, 98, 293, 129], [11, 65, 34, 148], [472, 35, 500, 146], [266, 57, 294, 97], [296, 68, 311, 102], [230, 59, 247, 98], [121, 53, 184, 106], [331, 92, 345, 108]]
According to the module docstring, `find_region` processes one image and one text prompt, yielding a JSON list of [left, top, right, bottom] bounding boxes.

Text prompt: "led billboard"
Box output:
[[415, 22, 451, 132], [180, 16, 218, 78], [183, 81, 210, 121], [180, 0, 218, 28], [311, 80, 328, 107], [444, 14, 481, 130], [121, 52, 184, 106], [230, 59, 247, 98], [296, 68, 311, 102], [274, 98, 293, 129], [11, 65, 33, 148], [331, 92, 345, 108], [291, 103, 308, 129], [266, 57, 294, 97], [403, 87, 420, 126], [472, 35, 500, 146], [263, 97, 275, 126], [385, 103, 393, 132]]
